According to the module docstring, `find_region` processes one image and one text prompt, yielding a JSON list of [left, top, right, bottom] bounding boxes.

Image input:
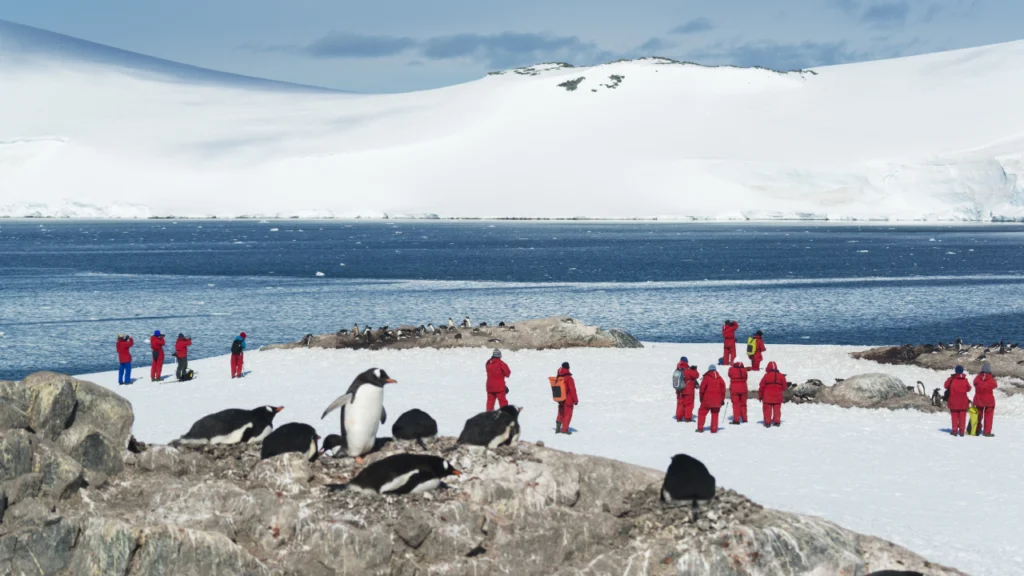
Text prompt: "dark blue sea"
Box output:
[[2, 220, 1023, 380]]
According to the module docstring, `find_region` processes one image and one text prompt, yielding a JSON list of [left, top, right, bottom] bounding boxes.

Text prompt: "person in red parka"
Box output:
[[174, 333, 192, 381], [727, 361, 749, 424], [973, 363, 997, 437], [748, 330, 766, 371], [149, 330, 166, 382], [485, 349, 511, 411], [722, 320, 739, 365], [945, 365, 972, 436], [116, 334, 134, 385], [758, 361, 786, 427], [675, 357, 700, 422], [555, 362, 579, 434], [697, 365, 726, 433]]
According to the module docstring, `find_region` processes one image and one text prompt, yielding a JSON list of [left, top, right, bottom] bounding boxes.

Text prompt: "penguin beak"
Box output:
[[385, 378, 397, 384], [452, 469, 462, 476], [274, 406, 284, 413]]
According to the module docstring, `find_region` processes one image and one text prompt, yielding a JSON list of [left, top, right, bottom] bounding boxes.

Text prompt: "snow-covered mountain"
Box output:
[[2, 18, 1024, 220]]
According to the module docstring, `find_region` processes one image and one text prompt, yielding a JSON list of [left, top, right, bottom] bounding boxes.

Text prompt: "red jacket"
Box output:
[[722, 322, 739, 343], [973, 374, 997, 408], [699, 371, 726, 408], [752, 335, 766, 355], [758, 361, 787, 404], [485, 358, 511, 393], [943, 374, 972, 411], [728, 363, 748, 395], [116, 337, 133, 363], [175, 337, 192, 359], [557, 367, 578, 405], [678, 364, 700, 397], [150, 335, 165, 354]]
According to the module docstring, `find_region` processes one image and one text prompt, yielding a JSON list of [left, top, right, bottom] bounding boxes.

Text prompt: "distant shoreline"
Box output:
[[2, 216, 1022, 225]]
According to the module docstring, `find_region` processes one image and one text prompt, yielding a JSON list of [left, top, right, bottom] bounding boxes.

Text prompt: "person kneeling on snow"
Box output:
[[553, 362, 578, 435], [697, 365, 726, 433], [944, 365, 972, 436], [758, 361, 786, 427], [973, 363, 998, 437]]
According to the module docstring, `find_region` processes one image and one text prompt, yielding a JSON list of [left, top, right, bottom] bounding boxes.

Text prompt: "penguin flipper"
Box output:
[[380, 406, 387, 425], [321, 394, 353, 419]]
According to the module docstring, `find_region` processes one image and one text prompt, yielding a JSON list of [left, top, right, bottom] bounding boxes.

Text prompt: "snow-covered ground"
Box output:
[[4, 19, 1024, 221], [78, 343, 1023, 575]]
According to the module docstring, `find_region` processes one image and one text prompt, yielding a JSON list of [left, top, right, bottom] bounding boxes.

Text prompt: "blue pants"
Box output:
[[118, 362, 132, 384]]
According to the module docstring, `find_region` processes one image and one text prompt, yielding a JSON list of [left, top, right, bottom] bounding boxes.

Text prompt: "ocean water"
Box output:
[[1, 220, 1023, 379]]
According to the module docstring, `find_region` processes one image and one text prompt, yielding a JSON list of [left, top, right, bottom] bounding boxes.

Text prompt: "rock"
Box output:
[[30, 434, 85, 499], [24, 373, 78, 440], [65, 377, 134, 448], [67, 518, 140, 575], [395, 508, 433, 548], [1, 516, 80, 575], [250, 452, 312, 495], [816, 373, 911, 409], [135, 444, 204, 476], [784, 380, 824, 403], [0, 403, 30, 431], [2, 472, 43, 505], [130, 525, 270, 575], [61, 428, 124, 476], [0, 380, 31, 412], [0, 430, 35, 482]]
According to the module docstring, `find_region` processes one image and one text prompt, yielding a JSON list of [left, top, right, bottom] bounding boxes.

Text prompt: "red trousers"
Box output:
[[763, 403, 781, 425], [557, 402, 574, 433], [723, 342, 736, 364], [950, 410, 967, 435], [697, 407, 720, 433], [231, 353, 244, 378], [150, 353, 164, 380], [750, 353, 762, 371], [675, 393, 694, 421], [731, 392, 748, 423], [486, 391, 508, 411], [977, 406, 994, 435]]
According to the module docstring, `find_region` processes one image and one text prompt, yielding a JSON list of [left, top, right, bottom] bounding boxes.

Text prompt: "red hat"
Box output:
[[240, 332, 247, 339]]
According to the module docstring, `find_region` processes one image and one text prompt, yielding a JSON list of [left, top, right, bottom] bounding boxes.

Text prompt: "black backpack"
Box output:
[[231, 339, 243, 354], [180, 369, 195, 382]]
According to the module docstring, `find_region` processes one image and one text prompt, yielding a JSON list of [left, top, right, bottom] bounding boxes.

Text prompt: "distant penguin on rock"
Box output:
[[347, 454, 460, 495], [179, 405, 283, 445], [321, 368, 396, 462], [865, 571, 925, 576], [661, 454, 716, 519], [392, 409, 438, 449], [458, 405, 522, 449], [427, 323, 436, 334], [261, 422, 321, 461], [448, 317, 455, 330]]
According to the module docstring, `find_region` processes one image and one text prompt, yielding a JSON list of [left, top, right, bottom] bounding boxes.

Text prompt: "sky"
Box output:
[[0, 0, 1019, 93]]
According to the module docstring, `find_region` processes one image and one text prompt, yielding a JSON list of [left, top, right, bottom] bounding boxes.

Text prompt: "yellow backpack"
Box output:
[[549, 376, 567, 402], [967, 406, 981, 436], [746, 337, 757, 357]]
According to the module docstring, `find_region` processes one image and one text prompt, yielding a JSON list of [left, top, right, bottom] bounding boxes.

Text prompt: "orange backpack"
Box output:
[[549, 376, 567, 402]]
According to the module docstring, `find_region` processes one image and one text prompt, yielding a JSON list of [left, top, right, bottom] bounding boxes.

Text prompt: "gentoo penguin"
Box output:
[[447, 317, 455, 330], [350, 324, 360, 336], [392, 409, 438, 449], [260, 422, 321, 461], [457, 405, 522, 449], [426, 323, 436, 334], [462, 316, 472, 328], [320, 434, 344, 457], [348, 454, 460, 495], [321, 368, 396, 462], [179, 405, 283, 445], [661, 454, 716, 519]]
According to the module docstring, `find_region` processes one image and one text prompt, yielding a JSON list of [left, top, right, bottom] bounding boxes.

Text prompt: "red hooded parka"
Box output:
[[699, 370, 726, 408], [485, 357, 511, 393], [944, 374, 971, 411], [972, 373, 997, 408], [117, 337, 133, 363], [758, 362, 787, 404]]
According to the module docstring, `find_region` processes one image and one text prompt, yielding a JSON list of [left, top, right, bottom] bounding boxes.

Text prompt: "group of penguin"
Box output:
[[177, 367, 523, 495]]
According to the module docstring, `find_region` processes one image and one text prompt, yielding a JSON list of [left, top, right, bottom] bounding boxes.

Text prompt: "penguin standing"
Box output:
[[392, 409, 438, 449], [179, 405, 283, 445], [347, 454, 460, 495], [426, 323, 436, 334], [661, 454, 716, 520], [321, 368, 396, 462], [462, 316, 472, 328], [261, 422, 321, 461], [458, 405, 521, 449], [447, 317, 455, 330], [350, 324, 360, 336]]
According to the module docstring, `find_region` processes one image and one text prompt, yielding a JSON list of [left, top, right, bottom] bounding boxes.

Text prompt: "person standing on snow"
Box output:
[[973, 363, 997, 437], [230, 332, 247, 378], [758, 361, 787, 427], [728, 361, 749, 424], [944, 365, 972, 437], [674, 357, 699, 422], [722, 320, 739, 365], [697, 365, 726, 433], [747, 330, 766, 371], [554, 362, 579, 435], [174, 333, 192, 381], [116, 334, 134, 385], [485, 349, 511, 410], [149, 330, 166, 382]]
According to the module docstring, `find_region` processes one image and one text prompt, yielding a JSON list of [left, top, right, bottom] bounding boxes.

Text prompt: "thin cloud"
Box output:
[[304, 32, 416, 58], [689, 40, 870, 71], [827, 0, 861, 14], [420, 32, 610, 68], [860, 2, 910, 27], [668, 17, 714, 35]]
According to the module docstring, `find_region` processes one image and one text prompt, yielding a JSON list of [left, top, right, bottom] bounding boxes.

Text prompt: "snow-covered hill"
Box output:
[[3, 19, 1024, 220]]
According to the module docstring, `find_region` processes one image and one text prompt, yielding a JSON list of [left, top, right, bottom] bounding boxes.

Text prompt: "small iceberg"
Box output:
[[315, 271, 325, 277]]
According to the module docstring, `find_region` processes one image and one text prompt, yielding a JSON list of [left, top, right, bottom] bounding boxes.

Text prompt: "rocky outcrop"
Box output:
[[853, 342, 1024, 380], [263, 316, 644, 352], [783, 374, 944, 413]]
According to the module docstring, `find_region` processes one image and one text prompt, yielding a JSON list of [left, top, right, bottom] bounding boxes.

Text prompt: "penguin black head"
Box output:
[[355, 368, 397, 388], [256, 405, 284, 420], [321, 434, 344, 454], [497, 405, 521, 420], [436, 458, 462, 477]]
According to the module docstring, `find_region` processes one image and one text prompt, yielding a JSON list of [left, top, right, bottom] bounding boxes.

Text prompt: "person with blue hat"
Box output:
[[944, 365, 972, 436], [149, 330, 166, 382]]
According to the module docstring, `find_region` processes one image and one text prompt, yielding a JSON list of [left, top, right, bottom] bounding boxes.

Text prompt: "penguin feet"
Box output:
[[355, 456, 365, 465]]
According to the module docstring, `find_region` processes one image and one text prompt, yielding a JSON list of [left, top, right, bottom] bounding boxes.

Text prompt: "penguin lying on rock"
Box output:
[[322, 368, 396, 463], [458, 405, 521, 449], [392, 409, 438, 449], [179, 405, 283, 445], [261, 422, 321, 461], [661, 454, 716, 520], [344, 454, 460, 495]]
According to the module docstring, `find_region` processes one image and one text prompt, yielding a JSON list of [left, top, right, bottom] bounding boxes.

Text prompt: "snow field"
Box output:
[[77, 343, 1023, 575]]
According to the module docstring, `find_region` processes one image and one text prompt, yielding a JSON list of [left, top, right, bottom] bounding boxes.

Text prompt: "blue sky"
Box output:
[[0, 0, 1017, 93]]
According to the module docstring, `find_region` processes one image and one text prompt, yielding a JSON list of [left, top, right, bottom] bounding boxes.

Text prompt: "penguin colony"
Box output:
[[175, 366, 705, 500]]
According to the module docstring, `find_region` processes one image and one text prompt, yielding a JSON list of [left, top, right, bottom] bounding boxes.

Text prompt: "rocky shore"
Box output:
[[853, 342, 1024, 382]]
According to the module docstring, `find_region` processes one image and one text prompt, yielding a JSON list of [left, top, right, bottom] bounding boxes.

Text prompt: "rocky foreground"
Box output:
[[1, 372, 962, 575], [264, 316, 643, 352]]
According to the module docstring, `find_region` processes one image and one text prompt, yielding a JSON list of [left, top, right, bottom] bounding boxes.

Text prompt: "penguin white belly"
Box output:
[[343, 386, 383, 457], [209, 423, 254, 445]]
